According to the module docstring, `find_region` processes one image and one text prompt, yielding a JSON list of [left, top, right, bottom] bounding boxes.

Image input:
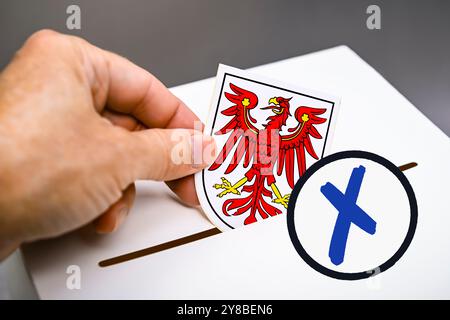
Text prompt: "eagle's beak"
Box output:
[[261, 97, 283, 114], [268, 97, 279, 105]]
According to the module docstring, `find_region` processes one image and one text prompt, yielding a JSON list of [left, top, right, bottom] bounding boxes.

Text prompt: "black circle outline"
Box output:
[[286, 150, 418, 280]]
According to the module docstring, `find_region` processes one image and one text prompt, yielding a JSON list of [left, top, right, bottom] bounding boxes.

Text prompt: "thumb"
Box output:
[[117, 128, 216, 182]]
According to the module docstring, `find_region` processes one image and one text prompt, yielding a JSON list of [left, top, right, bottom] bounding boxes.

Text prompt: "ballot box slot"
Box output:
[[98, 228, 221, 267]]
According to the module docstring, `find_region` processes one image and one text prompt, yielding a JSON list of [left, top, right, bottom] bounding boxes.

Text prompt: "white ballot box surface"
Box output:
[[23, 46, 450, 299]]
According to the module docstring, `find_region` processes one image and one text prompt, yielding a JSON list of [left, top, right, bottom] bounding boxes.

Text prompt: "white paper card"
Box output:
[[195, 65, 340, 231]]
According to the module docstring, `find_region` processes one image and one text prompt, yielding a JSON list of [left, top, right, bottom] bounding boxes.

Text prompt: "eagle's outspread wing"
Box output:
[[277, 106, 326, 188], [209, 83, 259, 173]]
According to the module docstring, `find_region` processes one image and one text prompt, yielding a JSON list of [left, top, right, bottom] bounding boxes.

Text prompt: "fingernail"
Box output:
[[191, 133, 216, 168], [114, 206, 129, 231]]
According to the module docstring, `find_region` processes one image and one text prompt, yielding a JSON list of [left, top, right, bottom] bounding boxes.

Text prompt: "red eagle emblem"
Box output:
[[209, 83, 326, 225]]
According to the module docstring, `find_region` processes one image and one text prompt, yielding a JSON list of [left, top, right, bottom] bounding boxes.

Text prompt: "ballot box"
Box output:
[[22, 46, 450, 299]]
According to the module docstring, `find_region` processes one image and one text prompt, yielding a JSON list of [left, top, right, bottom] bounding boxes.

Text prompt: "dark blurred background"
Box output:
[[0, 0, 449, 299], [0, 0, 449, 135]]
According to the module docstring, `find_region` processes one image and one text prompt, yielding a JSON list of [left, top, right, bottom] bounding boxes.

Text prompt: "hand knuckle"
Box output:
[[148, 129, 172, 180], [26, 29, 60, 48]]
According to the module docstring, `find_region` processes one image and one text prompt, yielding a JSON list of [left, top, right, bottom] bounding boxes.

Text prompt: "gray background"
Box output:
[[0, 0, 449, 299]]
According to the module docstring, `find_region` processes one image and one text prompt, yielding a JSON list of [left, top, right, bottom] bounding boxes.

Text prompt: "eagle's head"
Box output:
[[262, 96, 292, 129], [262, 97, 292, 116]]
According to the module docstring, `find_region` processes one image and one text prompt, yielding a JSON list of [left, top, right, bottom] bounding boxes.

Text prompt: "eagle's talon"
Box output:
[[214, 177, 241, 197], [273, 193, 290, 209]]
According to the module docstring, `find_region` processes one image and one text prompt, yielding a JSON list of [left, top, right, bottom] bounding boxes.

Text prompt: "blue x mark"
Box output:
[[320, 165, 377, 266]]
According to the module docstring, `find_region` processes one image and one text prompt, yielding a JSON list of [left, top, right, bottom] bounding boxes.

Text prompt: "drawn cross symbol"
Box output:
[[320, 165, 377, 266]]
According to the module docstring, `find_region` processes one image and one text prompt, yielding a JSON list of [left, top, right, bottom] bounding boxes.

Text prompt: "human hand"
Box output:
[[0, 30, 215, 259]]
